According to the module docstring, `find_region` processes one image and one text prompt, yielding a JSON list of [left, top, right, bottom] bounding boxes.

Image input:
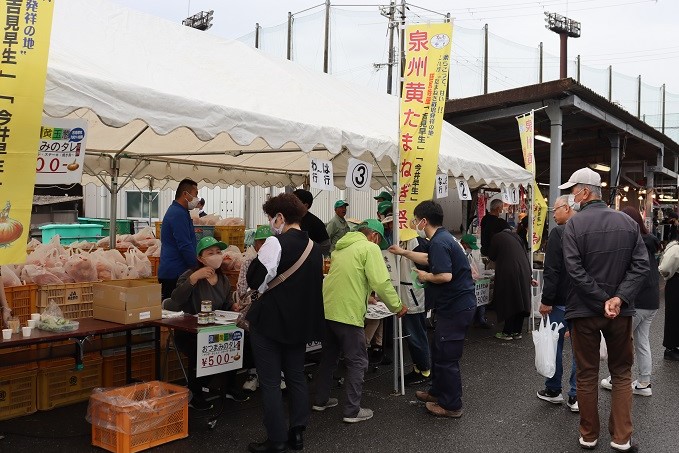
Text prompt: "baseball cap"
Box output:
[[196, 236, 227, 255], [355, 219, 389, 250], [254, 225, 273, 241], [460, 234, 479, 250], [334, 200, 349, 209], [377, 200, 393, 215], [374, 191, 393, 202], [558, 168, 602, 190]]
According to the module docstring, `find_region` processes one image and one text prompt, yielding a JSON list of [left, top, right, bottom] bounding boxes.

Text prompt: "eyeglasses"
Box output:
[[551, 204, 567, 212]]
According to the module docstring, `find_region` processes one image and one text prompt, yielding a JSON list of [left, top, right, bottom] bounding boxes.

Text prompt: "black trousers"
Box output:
[[159, 278, 178, 300], [664, 274, 679, 349], [502, 313, 525, 335]]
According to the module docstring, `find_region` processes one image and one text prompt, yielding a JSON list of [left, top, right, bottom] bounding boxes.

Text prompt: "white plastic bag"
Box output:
[[532, 315, 563, 378], [600, 331, 608, 361]]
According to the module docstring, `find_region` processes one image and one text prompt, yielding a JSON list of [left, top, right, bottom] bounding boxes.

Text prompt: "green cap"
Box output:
[[460, 234, 479, 250], [355, 218, 389, 250], [374, 191, 392, 202], [196, 236, 227, 255], [334, 199, 349, 209], [377, 200, 393, 215], [254, 225, 273, 241]]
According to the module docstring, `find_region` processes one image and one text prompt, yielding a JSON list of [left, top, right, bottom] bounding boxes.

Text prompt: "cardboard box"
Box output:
[[93, 305, 162, 324], [93, 281, 161, 324]]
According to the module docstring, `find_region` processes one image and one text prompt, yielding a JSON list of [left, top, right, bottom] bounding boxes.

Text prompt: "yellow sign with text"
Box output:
[[516, 111, 535, 176], [532, 184, 548, 252], [396, 22, 452, 238], [0, 0, 55, 264]]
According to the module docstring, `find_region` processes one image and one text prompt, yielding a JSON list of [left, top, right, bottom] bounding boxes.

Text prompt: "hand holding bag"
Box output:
[[532, 315, 563, 378]]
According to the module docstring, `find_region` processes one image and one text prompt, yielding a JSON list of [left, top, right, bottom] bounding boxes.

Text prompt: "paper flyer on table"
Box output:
[[365, 301, 394, 320]]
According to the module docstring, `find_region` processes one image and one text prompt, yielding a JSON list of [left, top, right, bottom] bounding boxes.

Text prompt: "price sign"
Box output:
[[455, 178, 471, 200], [196, 324, 245, 377], [345, 158, 373, 191], [475, 278, 491, 306], [309, 158, 334, 191], [35, 118, 88, 185]]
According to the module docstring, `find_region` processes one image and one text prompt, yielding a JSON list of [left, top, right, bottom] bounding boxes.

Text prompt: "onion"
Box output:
[[0, 201, 23, 246], [67, 162, 79, 171]]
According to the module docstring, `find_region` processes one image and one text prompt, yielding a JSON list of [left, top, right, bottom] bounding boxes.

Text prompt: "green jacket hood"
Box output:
[[335, 231, 368, 250]]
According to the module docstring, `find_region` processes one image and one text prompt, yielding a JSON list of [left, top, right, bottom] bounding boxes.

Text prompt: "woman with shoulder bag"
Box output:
[[245, 193, 325, 453]]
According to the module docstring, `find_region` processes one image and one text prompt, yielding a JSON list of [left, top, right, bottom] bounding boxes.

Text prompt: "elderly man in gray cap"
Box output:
[[559, 168, 649, 452]]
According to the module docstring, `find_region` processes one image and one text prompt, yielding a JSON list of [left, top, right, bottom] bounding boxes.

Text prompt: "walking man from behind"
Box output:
[[537, 195, 578, 412], [560, 168, 649, 452]]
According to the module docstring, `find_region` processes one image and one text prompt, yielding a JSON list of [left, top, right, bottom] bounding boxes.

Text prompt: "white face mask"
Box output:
[[185, 192, 199, 210], [415, 219, 427, 239], [568, 188, 584, 212], [270, 214, 285, 235], [203, 254, 223, 270]]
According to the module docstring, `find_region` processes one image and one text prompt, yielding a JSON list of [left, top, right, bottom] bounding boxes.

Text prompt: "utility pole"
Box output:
[[544, 12, 581, 79], [287, 12, 293, 60], [375, 1, 397, 95]]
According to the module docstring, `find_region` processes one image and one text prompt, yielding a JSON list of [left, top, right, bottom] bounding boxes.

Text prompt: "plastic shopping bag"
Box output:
[[532, 315, 563, 378], [600, 331, 608, 361]]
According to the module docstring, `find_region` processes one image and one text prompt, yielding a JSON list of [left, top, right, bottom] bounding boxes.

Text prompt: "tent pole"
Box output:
[[528, 183, 535, 332], [109, 156, 120, 248]]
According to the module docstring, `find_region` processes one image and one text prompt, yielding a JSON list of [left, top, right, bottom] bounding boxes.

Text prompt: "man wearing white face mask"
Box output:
[[158, 178, 200, 299]]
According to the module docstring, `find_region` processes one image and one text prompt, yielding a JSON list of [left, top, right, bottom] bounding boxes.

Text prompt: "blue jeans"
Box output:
[[402, 312, 431, 371], [545, 306, 577, 398]]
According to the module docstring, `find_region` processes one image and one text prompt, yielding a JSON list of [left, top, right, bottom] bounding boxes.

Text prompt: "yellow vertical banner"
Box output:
[[531, 185, 548, 251], [516, 110, 546, 251], [397, 22, 452, 236], [0, 0, 55, 264]]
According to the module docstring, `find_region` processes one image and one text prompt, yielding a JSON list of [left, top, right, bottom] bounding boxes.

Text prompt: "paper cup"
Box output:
[[2, 328, 11, 340], [22, 326, 31, 337], [27, 319, 37, 328], [31, 313, 41, 321]]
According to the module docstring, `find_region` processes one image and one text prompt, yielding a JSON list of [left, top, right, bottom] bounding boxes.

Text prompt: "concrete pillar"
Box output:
[[645, 171, 654, 230], [546, 103, 563, 232]]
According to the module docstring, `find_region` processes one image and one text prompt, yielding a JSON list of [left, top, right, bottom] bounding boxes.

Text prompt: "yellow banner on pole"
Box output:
[[516, 111, 535, 176], [0, 0, 55, 264], [532, 185, 548, 252], [397, 22, 452, 237]]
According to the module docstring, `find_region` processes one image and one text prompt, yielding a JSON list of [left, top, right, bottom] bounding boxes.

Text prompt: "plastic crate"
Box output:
[[36, 282, 95, 319], [214, 225, 246, 251], [89, 381, 189, 453], [148, 256, 159, 276], [78, 217, 133, 236], [102, 347, 156, 388], [40, 224, 103, 245], [0, 362, 38, 421], [37, 354, 102, 410], [4, 283, 37, 325], [155, 222, 216, 242]]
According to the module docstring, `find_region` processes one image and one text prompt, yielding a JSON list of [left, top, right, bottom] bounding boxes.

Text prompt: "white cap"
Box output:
[[558, 168, 602, 190]]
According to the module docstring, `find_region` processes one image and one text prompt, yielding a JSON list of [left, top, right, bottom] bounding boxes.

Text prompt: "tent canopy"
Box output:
[[46, 0, 532, 190]]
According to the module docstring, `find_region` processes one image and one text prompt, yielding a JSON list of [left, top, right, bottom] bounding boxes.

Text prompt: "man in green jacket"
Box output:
[[326, 199, 350, 253], [313, 219, 407, 423]]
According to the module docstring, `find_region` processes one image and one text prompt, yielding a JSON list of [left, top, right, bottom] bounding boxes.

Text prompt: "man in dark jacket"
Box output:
[[293, 189, 331, 256], [560, 168, 649, 452], [480, 198, 509, 257], [537, 195, 578, 412]]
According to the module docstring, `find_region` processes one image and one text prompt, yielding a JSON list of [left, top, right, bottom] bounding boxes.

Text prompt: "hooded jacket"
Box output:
[[323, 231, 402, 327]]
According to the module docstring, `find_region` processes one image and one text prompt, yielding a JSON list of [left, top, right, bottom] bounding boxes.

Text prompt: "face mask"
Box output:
[[270, 215, 285, 235], [185, 192, 199, 210], [203, 254, 223, 270], [568, 188, 584, 212], [415, 219, 427, 239]]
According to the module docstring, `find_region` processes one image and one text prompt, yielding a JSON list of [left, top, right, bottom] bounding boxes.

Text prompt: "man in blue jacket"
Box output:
[[158, 178, 200, 299]]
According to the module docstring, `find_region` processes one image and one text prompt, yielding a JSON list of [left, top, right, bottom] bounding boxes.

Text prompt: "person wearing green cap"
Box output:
[[326, 200, 350, 253], [374, 190, 392, 203], [166, 235, 248, 410], [313, 219, 407, 424]]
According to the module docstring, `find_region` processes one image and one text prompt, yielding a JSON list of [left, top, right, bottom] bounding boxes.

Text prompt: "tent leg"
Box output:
[[109, 157, 119, 248]]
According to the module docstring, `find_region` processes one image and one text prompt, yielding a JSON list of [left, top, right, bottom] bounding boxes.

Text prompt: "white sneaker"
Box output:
[[312, 397, 339, 412], [610, 439, 633, 451], [600, 376, 612, 390], [343, 407, 374, 423], [632, 380, 652, 397], [579, 437, 598, 449], [242, 374, 259, 392]]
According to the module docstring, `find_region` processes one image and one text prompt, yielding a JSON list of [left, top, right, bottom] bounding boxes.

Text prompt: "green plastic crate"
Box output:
[[78, 217, 133, 236], [40, 224, 103, 245]]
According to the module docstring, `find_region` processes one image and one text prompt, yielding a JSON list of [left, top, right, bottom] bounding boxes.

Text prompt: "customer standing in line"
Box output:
[[245, 193, 325, 453], [658, 229, 679, 361]]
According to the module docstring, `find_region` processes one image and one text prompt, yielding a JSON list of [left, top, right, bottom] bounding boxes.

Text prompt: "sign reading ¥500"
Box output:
[[196, 324, 245, 377]]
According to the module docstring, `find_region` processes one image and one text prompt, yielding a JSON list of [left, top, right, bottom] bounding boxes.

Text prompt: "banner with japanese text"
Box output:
[[516, 111, 535, 176], [0, 0, 55, 264], [397, 22, 452, 236], [532, 185, 548, 252]]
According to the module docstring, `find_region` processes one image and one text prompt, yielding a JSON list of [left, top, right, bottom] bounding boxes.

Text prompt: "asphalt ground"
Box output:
[[1, 300, 677, 453]]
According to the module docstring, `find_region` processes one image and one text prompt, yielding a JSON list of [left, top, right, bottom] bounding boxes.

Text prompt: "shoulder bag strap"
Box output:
[[265, 239, 314, 292]]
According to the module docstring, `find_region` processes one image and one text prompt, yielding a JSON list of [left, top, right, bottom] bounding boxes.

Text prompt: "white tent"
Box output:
[[46, 0, 532, 193]]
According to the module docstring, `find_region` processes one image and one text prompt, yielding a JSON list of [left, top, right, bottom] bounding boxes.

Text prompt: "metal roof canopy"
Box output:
[[444, 79, 679, 212]]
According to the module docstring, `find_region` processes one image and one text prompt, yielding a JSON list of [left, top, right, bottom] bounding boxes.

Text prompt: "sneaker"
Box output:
[[312, 397, 339, 412], [567, 396, 579, 412], [495, 332, 513, 341], [343, 407, 373, 423], [512, 332, 523, 340], [242, 374, 259, 392], [579, 437, 598, 450], [537, 388, 564, 404], [404, 370, 430, 386], [632, 380, 652, 397], [189, 393, 213, 411], [225, 387, 250, 402], [600, 376, 612, 390], [611, 439, 637, 452]]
